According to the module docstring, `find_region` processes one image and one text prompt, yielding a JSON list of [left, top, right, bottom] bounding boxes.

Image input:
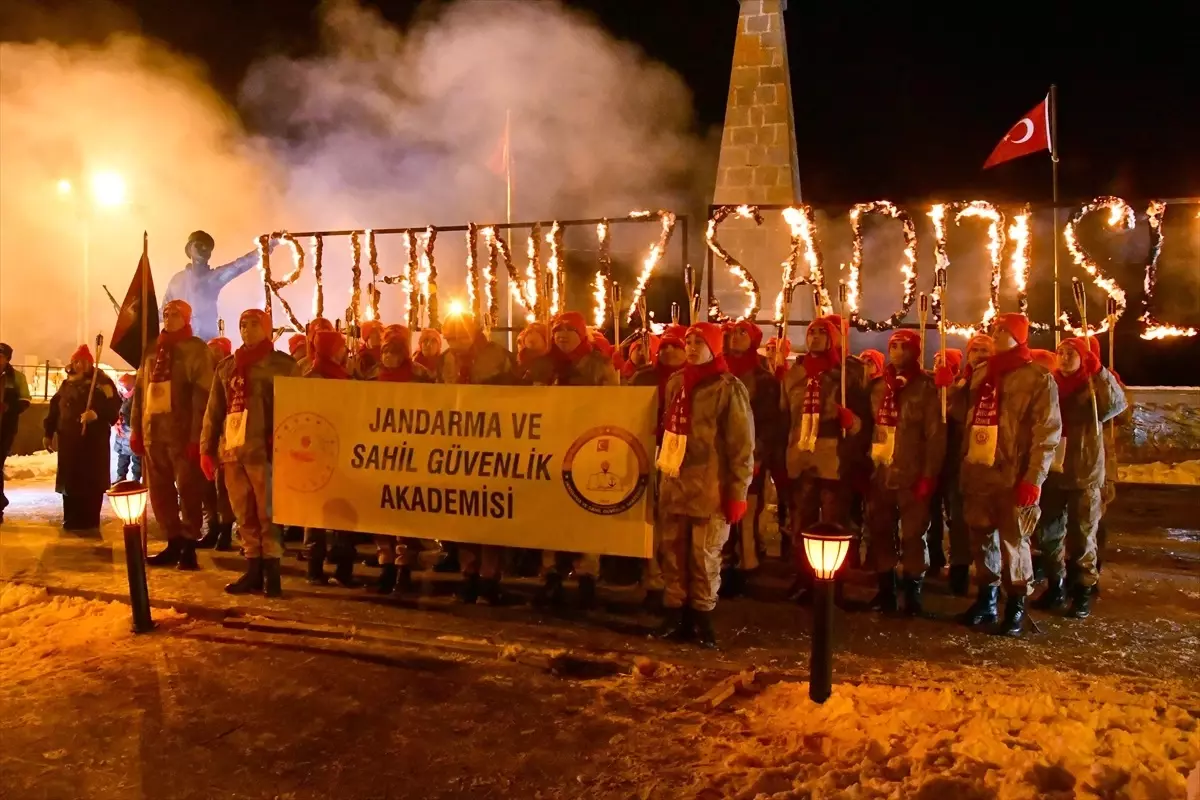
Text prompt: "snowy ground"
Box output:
[[1119, 459, 1200, 486], [2, 471, 1199, 798]]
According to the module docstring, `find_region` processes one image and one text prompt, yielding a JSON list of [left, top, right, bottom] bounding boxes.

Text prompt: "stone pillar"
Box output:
[[709, 0, 804, 331]]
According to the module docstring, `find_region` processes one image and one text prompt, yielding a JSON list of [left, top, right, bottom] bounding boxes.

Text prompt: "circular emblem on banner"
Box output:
[[974, 430, 990, 445], [561, 425, 650, 516], [274, 412, 339, 493]]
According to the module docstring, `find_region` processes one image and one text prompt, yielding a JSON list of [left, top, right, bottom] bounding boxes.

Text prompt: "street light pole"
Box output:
[[82, 214, 90, 346]]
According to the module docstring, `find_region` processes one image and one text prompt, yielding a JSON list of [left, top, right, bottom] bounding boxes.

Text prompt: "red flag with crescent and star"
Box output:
[[982, 95, 1050, 169]]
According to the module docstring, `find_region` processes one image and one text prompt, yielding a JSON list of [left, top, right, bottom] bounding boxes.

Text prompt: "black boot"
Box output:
[[1067, 584, 1092, 619], [195, 522, 221, 550], [693, 610, 718, 650], [395, 565, 415, 594], [642, 588, 664, 612], [176, 540, 199, 571], [959, 585, 1000, 626], [225, 558, 264, 595], [334, 553, 357, 588], [478, 577, 502, 606], [718, 567, 742, 598], [577, 575, 597, 610], [306, 542, 329, 586], [998, 594, 1026, 636], [536, 572, 565, 607], [146, 539, 182, 567], [655, 606, 691, 641], [867, 571, 899, 613], [214, 523, 234, 552], [1033, 577, 1067, 610], [376, 563, 398, 595], [458, 573, 481, 604], [949, 565, 971, 597], [902, 576, 923, 616], [263, 558, 282, 598]]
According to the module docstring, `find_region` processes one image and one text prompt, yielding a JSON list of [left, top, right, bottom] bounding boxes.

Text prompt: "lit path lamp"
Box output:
[[106, 480, 154, 633], [802, 522, 853, 704]]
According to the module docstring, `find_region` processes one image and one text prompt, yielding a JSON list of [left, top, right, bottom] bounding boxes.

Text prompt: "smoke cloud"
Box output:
[[0, 0, 708, 364]]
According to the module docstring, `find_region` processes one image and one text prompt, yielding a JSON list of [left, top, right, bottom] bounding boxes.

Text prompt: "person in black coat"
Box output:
[[43, 345, 121, 531], [1, 342, 32, 523]]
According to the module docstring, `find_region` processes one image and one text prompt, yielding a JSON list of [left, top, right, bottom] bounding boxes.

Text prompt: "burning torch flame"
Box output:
[[705, 205, 761, 323], [1140, 200, 1197, 339], [592, 272, 607, 329], [446, 298, 466, 318], [627, 210, 678, 324], [1008, 209, 1031, 299], [777, 206, 829, 322], [847, 201, 917, 331], [1061, 196, 1134, 335], [545, 221, 563, 318]]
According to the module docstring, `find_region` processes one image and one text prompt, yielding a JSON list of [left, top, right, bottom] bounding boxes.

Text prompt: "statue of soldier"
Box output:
[[163, 231, 276, 343]]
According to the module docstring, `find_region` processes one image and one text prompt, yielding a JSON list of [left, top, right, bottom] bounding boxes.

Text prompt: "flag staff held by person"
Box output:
[[983, 86, 1061, 345]]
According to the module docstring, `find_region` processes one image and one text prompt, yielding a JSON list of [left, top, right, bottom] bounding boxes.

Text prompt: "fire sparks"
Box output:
[[1140, 201, 1197, 339], [525, 223, 543, 320], [365, 229, 380, 322], [1060, 196, 1134, 336], [492, 224, 540, 323], [417, 227, 438, 329], [626, 210, 678, 324], [311, 235, 324, 318], [594, 221, 612, 329], [1008, 207, 1032, 314], [592, 271, 607, 329], [929, 202, 1006, 338], [706, 204, 761, 323], [847, 201, 917, 331], [546, 222, 564, 318], [465, 224, 479, 321], [777, 206, 830, 323], [403, 230, 420, 329], [348, 231, 363, 326]]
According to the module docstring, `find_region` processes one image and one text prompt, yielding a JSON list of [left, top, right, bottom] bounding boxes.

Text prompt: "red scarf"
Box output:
[[311, 356, 350, 380], [663, 356, 728, 438], [875, 362, 920, 426], [453, 333, 491, 383], [151, 325, 194, 383], [550, 338, 593, 381], [377, 360, 415, 382], [1053, 352, 1100, 400], [413, 351, 439, 373], [359, 347, 382, 372], [726, 346, 760, 378], [229, 340, 273, 413], [971, 345, 1031, 430], [800, 349, 839, 420]]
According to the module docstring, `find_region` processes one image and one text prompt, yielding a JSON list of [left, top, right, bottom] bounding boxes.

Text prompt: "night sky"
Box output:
[[6, 0, 1194, 204]]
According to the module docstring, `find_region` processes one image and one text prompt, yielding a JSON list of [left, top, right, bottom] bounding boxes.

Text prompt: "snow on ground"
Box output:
[[0, 583, 186, 688], [2, 450, 57, 481], [680, 666, 1200, 800], [1119, 459, 1200, 486]]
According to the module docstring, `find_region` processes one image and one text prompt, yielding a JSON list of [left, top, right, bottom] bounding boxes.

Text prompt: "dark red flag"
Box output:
[[110, 242, 159, 368], [982, 95, 1051, 169]]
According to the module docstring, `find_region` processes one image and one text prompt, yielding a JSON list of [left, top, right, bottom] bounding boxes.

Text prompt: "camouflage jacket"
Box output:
[[734, 364, 783, 467], [131, 336, 215, 447], [867, 372, 946, 490], [201, 351, 302, 465], [959, 360, 1062, 494], [524, 349, 619, 387], [439, 341, 517, 386], [659, 372, 755, 518], [780, 354, 871, 481], [1046, 367, 1127, 490]]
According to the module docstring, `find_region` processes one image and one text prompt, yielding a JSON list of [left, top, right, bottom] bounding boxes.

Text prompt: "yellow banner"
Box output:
[[271, 378, 658, 558]]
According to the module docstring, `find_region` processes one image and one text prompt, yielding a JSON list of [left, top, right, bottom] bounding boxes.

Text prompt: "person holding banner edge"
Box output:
[[201, 309, 301, 596], [655, 322, 754, 649]]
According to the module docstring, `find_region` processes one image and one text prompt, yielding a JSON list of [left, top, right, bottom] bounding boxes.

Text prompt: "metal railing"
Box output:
[[10, 361, 135, 401]]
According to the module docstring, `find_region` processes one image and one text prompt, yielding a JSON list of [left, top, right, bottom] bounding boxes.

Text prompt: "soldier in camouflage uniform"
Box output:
[[779, 316, 869, 602], [1034, 337, 1126, 618], [131, 299, 215, 570], [655, 322, 754, 649], [201, 309, 301, 597], [720, 320, 782, 596], [953, 314, 1061, 637], [864, 330, 946, 615], [438, 312, 518, 604], [525, 311, 619, 608]]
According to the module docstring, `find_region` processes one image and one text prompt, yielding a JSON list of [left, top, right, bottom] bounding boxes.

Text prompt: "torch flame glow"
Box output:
[[846, 201, 917, 331], [705, 205, 761, 323], [1008, 209, 1031, 302], [447, 298, 466, 318], [1139, 200, 1197, 339], [1061, 196, 1134, 335], [627, 210, 678, 324], [777, 206, 830, 322], [592, 272, 607, 329], [545, 221, 563, 318]]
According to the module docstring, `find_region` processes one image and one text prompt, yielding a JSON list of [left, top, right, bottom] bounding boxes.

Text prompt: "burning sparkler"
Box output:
[[1060, 196, 1134, 336], [485, 226, 536, 323], [594, 220, 611, 329], [706, 204, 761, 323], [626, 210, 678, 324]]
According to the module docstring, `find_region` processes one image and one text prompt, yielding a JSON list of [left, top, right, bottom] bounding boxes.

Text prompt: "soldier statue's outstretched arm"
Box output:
[[212, 248, 264, 290]]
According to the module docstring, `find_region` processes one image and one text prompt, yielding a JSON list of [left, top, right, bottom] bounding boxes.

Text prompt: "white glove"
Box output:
[[80, 409, 98, 424]]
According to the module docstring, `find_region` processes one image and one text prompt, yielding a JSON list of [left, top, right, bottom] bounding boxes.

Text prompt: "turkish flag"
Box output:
[[982, 95, 1051, 169]]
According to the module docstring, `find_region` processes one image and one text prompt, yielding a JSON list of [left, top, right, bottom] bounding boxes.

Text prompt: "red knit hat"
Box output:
[[287, 333, 307, 356], [994, 313, 1030, 345], [859, 348, 884, 376], [888, 329, 922, 356], [807, 315, 842, 351], [551, 311, 589, 339], [163, 299, 192, 324], [1058, 337, 1100, 374], [659, 324, 687, 350], [966, 333, 995, 354], [313, 330, 345, 361], [937, 348, 964, 375], [589, 330, 613, 357], [1086, 334, 1101, 359], [239, 308, 270, 331], [629, 334, 661, 364], [382, 324, 411, 352], [518, 322, 549, 349], [208, 337, 232, 358], [360, 320, 384, 345], [732, 320, 764, 352], [70, 344, 94, 365], [685, 322, 725, 358], [418, 328, 443, 350], [307, 317, 334, 338], [1030, 349, 1058, 370]]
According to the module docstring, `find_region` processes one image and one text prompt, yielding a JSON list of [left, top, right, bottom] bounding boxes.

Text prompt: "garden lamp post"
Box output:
[[106, 480, 154, 633], [801, 522, 853, 704]]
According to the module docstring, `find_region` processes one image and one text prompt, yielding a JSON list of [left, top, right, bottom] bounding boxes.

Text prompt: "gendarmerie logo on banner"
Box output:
[[560, 425, 651, 516], [275, 412, 340, 493]]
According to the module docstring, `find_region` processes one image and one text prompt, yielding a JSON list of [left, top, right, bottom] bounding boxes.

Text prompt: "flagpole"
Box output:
[[504, 108, 514, 351], [140, 230, 149, 554], [1050, 84, 1062, 346]]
